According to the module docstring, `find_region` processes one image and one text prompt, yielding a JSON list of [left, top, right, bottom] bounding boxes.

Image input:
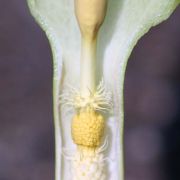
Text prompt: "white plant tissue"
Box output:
[[27, 0, 179, 179]]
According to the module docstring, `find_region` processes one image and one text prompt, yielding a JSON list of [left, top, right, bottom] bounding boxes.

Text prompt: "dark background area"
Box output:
[[0, 1, 179, 180]]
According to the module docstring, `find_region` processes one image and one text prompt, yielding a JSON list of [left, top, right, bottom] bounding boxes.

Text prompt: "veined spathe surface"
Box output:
[[27, 0, 180, 179]]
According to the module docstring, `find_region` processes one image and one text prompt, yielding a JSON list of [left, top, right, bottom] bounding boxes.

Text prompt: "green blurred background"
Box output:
[[0, 1, 180, 180]]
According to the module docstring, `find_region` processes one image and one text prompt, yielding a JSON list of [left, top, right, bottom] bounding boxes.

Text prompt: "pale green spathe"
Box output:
[[27, 0, 179, 180]]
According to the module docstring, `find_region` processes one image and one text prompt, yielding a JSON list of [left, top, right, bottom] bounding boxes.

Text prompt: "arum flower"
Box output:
[[27, 0, 180, 180]]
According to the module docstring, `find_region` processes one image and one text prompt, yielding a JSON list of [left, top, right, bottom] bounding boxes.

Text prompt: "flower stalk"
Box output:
[[75, 0, 107, 96], [80, 38, 97, 96]]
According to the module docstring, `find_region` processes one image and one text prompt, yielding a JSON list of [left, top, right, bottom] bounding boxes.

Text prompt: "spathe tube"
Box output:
[[27, 0, 180, 179]]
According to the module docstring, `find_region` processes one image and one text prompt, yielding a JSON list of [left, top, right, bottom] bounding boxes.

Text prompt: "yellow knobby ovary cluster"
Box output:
[[71, 108, 105, 148]]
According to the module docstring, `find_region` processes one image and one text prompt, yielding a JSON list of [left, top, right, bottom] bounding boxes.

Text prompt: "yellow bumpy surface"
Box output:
[[71, 109, 105, 148]]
